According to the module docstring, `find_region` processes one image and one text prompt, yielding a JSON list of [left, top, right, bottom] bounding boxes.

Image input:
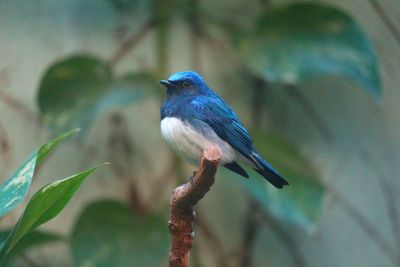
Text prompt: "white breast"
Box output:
[[160, 117, 236, 164]]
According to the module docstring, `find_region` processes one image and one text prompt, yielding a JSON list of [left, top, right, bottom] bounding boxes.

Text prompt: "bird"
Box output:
[[159, 71, 289, 189]]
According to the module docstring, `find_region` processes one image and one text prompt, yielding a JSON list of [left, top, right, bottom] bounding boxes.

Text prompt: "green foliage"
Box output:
[[236, 132, 325, 232], [0, 129, 78, 217], [37, 55, 154, 135], [233, 3, 380, 98], [0, 166, 102, 264], [71, 200, 169, 267], [23, 1, 381, 265], [0, 230, 63, 266]]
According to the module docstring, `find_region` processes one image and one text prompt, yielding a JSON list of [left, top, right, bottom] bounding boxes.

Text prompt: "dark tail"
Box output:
[[250, 152, 289, 189]]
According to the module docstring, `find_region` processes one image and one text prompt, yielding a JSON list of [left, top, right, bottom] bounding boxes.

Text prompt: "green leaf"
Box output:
[[0, 129, 79, 217], [37, 55, 154, 135], [234, 132, 325, 232], [0, 165, 103, 264], [71, 200, 169, 267], [0, 230, 63, 266], [233, 3, 380, 98]]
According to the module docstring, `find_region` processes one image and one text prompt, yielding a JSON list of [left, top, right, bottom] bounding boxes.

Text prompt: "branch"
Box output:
[[369, 0, 400, 46], [0, 90, 40, 125], [108, 18, 156, 68], [188, 0, 202, 71], [195, 211, 230, 267], [284, 84, 333, 142], [327, 184, 398, 264], [360, 150, 400, 265], [240, 200, 261, 267], [0, 119, 12, 178], [168, 147, 221, 267], [250, 77, 266, 128], [259, 209, 306, 267]]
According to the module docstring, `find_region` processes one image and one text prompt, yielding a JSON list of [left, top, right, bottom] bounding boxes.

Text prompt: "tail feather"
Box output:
[[250, 152, 289, 189], [224, 161, 249, 178]]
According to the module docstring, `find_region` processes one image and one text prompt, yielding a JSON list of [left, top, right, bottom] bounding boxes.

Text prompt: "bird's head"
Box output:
[[159, 71, 209, 97]]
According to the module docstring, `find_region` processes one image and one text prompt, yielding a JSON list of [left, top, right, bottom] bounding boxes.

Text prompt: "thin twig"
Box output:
[[259, 209, 306, 267], [108, 18, 156, 68], [188, 0, 202, 71], [195, 211, 230, 267], [327, 184, 398, 264], [284, 84, 333, 142], [250, 77, 266, 128], [369, 0, 400, 46], [0, 91, 40, 125], [154, 0, 170, 78], [240, 200, 261, 267], [360, 150, 400, 265], [0, 119, 12, 179], [20, 253, 41, 267], [168, 147, 221, 267], [150, 155, 179, 206]]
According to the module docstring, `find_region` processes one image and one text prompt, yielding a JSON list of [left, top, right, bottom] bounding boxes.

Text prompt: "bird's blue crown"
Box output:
[[167, 71, 205, 84]]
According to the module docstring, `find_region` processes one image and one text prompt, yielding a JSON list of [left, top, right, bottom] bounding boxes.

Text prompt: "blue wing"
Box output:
[[187, 95, 254, 158], [182, 95, 289, 188]]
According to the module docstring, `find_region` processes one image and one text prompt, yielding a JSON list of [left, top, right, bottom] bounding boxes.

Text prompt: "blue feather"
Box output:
[[160, 71, 289, 188]]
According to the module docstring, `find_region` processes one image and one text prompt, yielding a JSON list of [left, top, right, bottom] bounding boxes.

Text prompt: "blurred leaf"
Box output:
[[71, 200, 169, 267], [235, 132, 325, 232], [233, 3, 380, 98], [106, 0, 151, 15], [0, 129, 78, 217], [0, 230, 63, 266], [0, 165, 102, 264], [199, 0, 260, 27], [37, 55, 154, 135]]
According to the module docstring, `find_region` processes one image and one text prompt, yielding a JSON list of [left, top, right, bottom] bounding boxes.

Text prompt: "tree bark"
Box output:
[[168, 147, 221, 267]]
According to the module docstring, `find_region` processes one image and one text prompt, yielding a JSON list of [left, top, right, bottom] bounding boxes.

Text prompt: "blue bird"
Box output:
[[159, 71, 289, 188]]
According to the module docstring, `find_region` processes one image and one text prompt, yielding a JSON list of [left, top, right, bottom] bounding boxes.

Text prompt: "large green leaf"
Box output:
[[234, 132, 325, 232], [37, 55, 154, 135], [233, 3, 380, 98], [71, 200, 169, 267], [0, 129, 78, 217], [0, 230, 63, 266], [0, 165, 102, 264]]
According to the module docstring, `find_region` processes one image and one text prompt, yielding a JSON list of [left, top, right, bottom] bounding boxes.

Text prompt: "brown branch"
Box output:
[[168, 147, 221, 267], [108, 18, 156, 68]]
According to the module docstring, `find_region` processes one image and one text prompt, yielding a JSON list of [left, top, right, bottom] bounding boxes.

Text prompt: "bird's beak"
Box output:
[[159, 80, 173, 87]]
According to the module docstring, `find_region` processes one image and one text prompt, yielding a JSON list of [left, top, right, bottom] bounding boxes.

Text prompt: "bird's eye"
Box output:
[[182, 81, 190, 88]]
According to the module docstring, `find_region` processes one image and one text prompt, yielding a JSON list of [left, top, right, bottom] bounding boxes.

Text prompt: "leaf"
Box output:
[[106, 0, 151, 16], [199, 0, 260, 27], [0, 230, 63, 266], [0, 165, 103, 264], [0, 129, 79, 217], [234, 132, 325, 232], [233, 3, 380, 98], [37, 55, 154, 135], [71, 200, 169, 267]]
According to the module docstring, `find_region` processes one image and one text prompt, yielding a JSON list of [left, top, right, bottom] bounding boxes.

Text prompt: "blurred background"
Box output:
[[0, 0, 399, 266]]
